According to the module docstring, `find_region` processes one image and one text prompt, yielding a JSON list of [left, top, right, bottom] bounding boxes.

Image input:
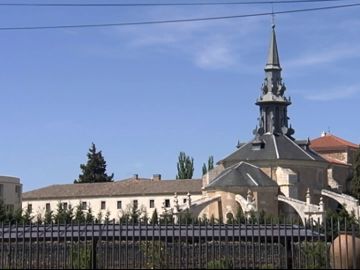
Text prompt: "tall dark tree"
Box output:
[[351, 147, 360, 199], [202, 155, 214, 175], [75, 143, 114, 183], [176, 152, 194, 179]]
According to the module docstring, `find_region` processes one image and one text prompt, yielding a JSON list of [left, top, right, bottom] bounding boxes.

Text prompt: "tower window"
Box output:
[[165, 199, 170, 208], [149, 200, 155, 208], [101, 201, 106, 210], [117, 201, 122, 209]]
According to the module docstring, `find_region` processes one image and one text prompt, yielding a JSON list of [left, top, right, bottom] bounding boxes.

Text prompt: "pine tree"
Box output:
[[74, 143, 114, 183], [85, 207, 95, 223], [202, 155, 214, 175], [202, 163, 207, 175], [176, 152, 194, 179], [351, 147, 360, 199], [150, 209, 158, 225], [74, 203, 85, 223]]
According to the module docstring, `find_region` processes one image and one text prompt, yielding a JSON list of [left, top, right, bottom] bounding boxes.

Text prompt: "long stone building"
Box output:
[[22, 25, 359, 223]]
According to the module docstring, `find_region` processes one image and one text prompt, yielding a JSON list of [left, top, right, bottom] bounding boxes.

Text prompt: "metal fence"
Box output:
[[0, 218, 358, 269]]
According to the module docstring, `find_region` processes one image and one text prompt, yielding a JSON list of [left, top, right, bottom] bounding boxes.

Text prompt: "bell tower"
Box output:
[[254, 25, 294, 138]]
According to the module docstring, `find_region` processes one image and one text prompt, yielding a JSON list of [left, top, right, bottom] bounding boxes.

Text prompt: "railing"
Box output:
[[0, 218, 358, 269]]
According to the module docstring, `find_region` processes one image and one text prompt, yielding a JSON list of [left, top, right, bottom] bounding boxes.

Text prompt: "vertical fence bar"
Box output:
[[352, 223, 357, 269], [15, 222, 18, 270], [112, 219, 115, 269], [185, 218, 189, 269], [139, 220, 142, 269], [172, 221, 175, 269], [0, 222, 3, 270], [218, 222, 221, 264], [178, 220, 181, 269], [297, 218, 301, 269], [77, 221, 80, 270], [43, 222, 46, 269], [251, 218, 255, 269], [105, 220, 108, 269], [50, 222, 54, 270], [205, 220, 208, 269], [338, 219, 342, 269], [199, 219, 202, 269], [119, 219, 122, 269], [36, 222, 40, 269], [324, 217, 328, 270], [284, 217, 288, 270], [245, 218, 248, 269], [126, 219, 129, 269], [264, 217, 268, 269], [9, 222, 12, 269], [232, 220, 235, 269], [211, 221, 215, 268], [64, 222, 68, 269], [258, 218, 261, 270], [29, 222, 32, 269], [70, 221, 74, 269], [277, 219, 281, 269], [192, 218, 195, 269], [290, 217, 294, 269], [165, 218, 168, 269], [152, 219, 155, 269], [22, 222, 25, 269], [270, 218, 274, 268]]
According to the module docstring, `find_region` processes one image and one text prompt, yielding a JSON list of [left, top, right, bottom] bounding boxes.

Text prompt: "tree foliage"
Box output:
[[74, 143, 114, 184], [351, 147, 360, 199], [202, 155, 214, 175], [176, 151, 194, 179]]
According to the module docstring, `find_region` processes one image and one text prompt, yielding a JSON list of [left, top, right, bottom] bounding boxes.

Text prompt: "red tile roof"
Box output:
[[311, 134, 359, 151]]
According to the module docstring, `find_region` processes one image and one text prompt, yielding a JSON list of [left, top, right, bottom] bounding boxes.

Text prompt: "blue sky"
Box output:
[[0, 1, 359, 191]]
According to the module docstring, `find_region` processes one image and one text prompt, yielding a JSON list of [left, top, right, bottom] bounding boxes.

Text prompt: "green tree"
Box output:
[[44, 210, 53, 224], [176, 152, 194, 179], [74, 143, 114, 183], [74, 203, 86, 223], [150, 209, 158, 224], [202, 155, 214, 175], [351, 147, 360, 199], [85, 207, 95, 223]]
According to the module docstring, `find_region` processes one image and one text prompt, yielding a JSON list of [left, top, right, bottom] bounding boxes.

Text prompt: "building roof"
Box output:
[[219, 134, 325, 165], [311, 133, 359, 151], [207, 162, 277, 189], [23, 178, 202, 201]]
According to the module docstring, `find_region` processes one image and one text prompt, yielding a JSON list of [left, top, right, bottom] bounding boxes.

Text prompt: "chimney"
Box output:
[[133, 174, 139, 180], [152, 174, 161, 181]]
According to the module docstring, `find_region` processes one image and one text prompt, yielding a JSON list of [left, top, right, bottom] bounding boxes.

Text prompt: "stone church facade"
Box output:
[[22, 25, 358, 223]]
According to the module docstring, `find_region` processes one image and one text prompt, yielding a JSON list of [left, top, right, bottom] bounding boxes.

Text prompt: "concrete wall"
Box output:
[[0, 176, 22, 211], [22, 193, 202, 221]]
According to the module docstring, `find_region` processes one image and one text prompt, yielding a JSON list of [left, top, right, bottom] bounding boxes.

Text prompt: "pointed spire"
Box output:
[[265, 24, 281, 71]]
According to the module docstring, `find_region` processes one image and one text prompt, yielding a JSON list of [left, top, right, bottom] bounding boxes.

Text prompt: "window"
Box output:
[[149, 200, 155, 208], [165, 199, 170, 208], [45, 203, 51, 212], [133, 200, 138, 210], [183, 198, 187, 204], [27, 204, 32, 213], [101, 201, 106, 210], [0, 184, 3, 197], [63, 202, 68, 210], [15, 185, 21, 193], [81, 201, 87, 210], [117, 201, 122, 209]]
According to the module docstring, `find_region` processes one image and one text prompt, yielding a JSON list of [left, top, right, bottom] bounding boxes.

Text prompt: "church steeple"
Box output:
[[254, 25, 294, 138]]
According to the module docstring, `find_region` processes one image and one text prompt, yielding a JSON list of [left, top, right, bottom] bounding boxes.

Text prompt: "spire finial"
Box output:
[[271, 4, 275, 29]]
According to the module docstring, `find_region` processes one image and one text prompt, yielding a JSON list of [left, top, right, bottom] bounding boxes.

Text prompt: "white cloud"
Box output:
[[195, 42, 235, 69], [285, 44, 360, 68], [305, 85, 360, 101]]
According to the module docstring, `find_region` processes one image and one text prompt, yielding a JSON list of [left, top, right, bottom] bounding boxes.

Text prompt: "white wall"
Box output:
[[22, 193, 202, 221], [0, 176, 22, 210]]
